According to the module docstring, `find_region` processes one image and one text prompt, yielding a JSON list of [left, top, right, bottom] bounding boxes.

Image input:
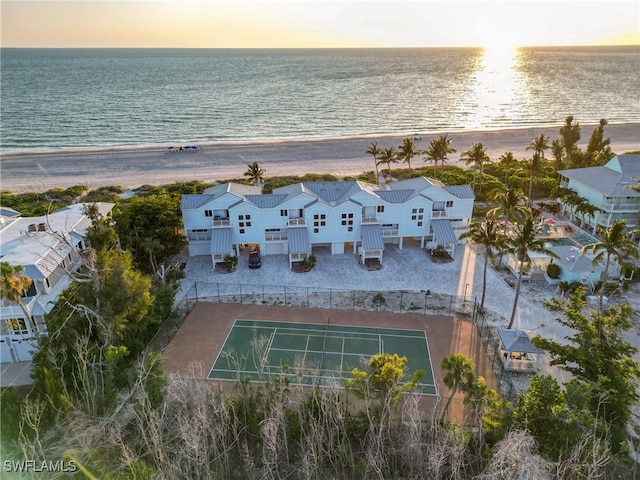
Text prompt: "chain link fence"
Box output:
[[183, 281, 479, 318]]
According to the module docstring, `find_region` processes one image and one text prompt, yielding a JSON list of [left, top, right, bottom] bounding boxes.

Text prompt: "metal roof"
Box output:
[[361, 223, 384, 250], [288, 226, 310, 254], [209, 227, 233, 255], [245, 194, 288, 208], [376, 189, 415, 203], [444, 185, 475, 199], [431, 219, 458, 244], [302, 182, 358, 204], [558, 154, 640, 197], [181, 194, 215, 209], [497, 329, 545, 354]]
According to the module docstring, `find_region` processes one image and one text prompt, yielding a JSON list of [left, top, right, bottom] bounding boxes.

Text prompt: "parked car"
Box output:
[[249, 251, 261, 269]]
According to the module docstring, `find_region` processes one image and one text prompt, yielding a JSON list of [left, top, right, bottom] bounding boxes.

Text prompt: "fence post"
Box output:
[[194, 282, 199, 302], [449, 295, 453, 315], [217, 283, 220, 303], [353, 290, 356, 310], [330, 289, 332, 310], [285, 286, 287, 305]]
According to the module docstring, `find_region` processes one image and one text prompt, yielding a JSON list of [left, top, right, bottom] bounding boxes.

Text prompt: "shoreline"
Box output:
[[2, 123, 639, 194]]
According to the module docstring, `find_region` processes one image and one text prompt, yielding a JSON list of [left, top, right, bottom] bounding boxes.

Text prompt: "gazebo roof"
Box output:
[[497, 329, 545, 354]]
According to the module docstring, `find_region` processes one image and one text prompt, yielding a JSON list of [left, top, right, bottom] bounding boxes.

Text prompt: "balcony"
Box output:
[[599, 200, 640, 213], [431, 210, 448, 218], [212, 218, 231, 228], [381, 229, 398, 237], [361, 216, 378, 224], [288, 218, 306, 227]]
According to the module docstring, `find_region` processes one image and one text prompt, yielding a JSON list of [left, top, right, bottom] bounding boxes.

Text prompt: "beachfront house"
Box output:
[[557, 154, 640, 235], [181, 177, 474, 269], [0, 202, 115, 363]]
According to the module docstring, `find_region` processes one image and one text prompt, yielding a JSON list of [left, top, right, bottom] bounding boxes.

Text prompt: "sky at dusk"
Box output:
[[2, 0, 639, 48]]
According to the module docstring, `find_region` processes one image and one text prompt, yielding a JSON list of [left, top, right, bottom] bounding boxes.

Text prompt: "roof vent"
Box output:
[[38, 223, 48, 231], [28, 224, 37, 232]]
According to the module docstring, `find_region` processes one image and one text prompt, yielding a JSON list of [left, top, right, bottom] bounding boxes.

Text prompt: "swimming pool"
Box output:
[[545, 237, 578, 248]]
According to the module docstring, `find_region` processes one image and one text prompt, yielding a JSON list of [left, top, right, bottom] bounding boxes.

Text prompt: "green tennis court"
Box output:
[[209, 319, 437, 395]]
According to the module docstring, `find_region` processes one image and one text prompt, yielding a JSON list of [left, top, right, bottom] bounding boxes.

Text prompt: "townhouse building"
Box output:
[[181, 177, 474, 269], [558, 154, 640, 234], [0, 202, 114, 363]]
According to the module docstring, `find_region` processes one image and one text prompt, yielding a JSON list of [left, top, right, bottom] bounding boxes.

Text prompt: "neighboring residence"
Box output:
[[558, 154, 640, 234], [181, 178, 474, 269], [0, 202, 115, 363]]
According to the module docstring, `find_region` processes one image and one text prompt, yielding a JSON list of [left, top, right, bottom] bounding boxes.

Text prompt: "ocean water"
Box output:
[[1, 46, 639, 151]]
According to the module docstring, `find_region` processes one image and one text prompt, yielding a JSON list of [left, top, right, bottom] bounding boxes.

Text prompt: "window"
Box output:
[[313, 213, 327, 232], [239, 229, 245, 234], [341, 212, 354, 230], [377, 205, 385, 213], [6, 318, 28, 335], [446, 201, 454, 208], [280, 209, 288, 216], [205, 210, 213, 217]]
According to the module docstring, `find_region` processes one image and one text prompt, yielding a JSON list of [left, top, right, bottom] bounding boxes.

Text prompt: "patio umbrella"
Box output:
[[543, 218, 557, 225], [500, 220, 513, 227]]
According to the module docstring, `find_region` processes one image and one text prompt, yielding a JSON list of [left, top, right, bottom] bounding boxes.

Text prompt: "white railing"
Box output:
[[288, 218, 306, 227], [600, 200, 640, 212], [382, 229, 398, 237], [431, 210, 448, 218], [361, 216, 378, 224], [212, 219, 231, 227]]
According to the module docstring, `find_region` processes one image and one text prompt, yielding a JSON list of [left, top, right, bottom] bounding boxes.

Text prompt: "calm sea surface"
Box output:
[[1, 46, 639, 151]]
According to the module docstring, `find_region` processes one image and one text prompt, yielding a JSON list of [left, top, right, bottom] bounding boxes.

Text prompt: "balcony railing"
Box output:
[[288, 218, 306, 227], [361, 216, 378, 224], [212, 219, 231, 227], [431, 210, 448, 218], [599, 200, 640, 212], [381, 229, 399, 237]]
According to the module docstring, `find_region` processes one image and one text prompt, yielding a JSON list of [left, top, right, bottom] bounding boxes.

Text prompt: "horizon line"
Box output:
[[3, 43, 639, 49]]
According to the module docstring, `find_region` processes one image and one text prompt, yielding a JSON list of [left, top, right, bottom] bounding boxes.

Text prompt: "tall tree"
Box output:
[[533, 287, 640, 452], [559, 115, 581, 163], [585, 118, 612, 165], [422, 134, 456, 180], [459, 218, 506, 312], [525, 134, 549, 205], [550, 138, 565, 172], [244, 161, 266, 187], [461, 142, 491, 194], [397, 136, 419, 174], [581, 220, 639, 309], [440, 353, 474, 419], [0, 262, 37, 335], [377, 147, 398, 182], [487, 187, 530, 224], [365, 141, 382, 185], [115, 193, 186, 274], [503, 215, 558, 329]]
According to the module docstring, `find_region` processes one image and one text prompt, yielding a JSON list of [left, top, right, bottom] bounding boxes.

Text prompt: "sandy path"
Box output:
[[1, 123, 639, 193]]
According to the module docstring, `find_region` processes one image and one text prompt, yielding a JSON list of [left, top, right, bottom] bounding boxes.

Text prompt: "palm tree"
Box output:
[[459, 218, 506, 312], [365, 141, 382, 185], [559, 115, 581, 161], [440, 353, 474, 419], [581, 220, 640, 309], [0, 262, 37, 335], [423, 134, 456, 180], [378, 147, 398, 182], [524, 134, 549, 206], [244, 161, 266, 187], [397, 137, 419, 174], [550, 138, 565, 172], [461, 142, 490, 194], [503, 215, 559, 329], [487, 187, 530, 224], [574, 200, 600, 232]]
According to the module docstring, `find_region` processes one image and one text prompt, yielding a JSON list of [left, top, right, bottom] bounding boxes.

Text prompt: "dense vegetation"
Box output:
[[1, 117, 640, 477]]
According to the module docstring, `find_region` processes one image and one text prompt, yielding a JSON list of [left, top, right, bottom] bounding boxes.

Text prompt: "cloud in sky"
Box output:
[[2, 0, 638, 48]]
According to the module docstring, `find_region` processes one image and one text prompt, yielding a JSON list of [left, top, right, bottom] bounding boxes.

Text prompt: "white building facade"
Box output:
[[181, 178, 474, 268], [0, 202, 114, 363], [558, 154, 640, 233]]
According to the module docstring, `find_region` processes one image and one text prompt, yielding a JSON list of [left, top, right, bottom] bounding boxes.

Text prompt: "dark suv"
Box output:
[[248, 252, 261, 269]]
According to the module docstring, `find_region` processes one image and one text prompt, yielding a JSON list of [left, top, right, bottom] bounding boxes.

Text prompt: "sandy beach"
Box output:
[[1, 123, 639, 194]]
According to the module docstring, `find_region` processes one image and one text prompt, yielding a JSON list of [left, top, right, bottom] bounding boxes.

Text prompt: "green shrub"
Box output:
[[546, 262, 562, 279]]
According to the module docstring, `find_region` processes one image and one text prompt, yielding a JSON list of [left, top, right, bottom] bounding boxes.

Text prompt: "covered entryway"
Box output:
[[359, 223, 384, 264]]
